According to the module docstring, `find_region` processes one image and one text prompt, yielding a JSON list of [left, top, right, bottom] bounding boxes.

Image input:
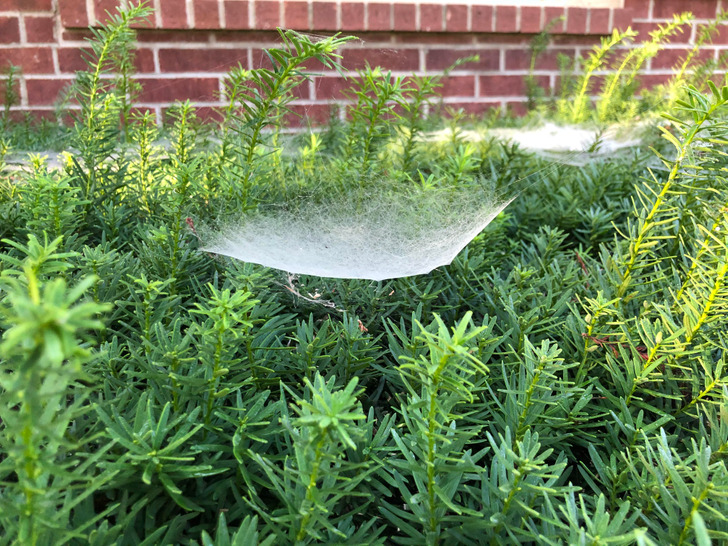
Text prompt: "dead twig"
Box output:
[[582, 333, 648, 361], [279, 273, 343, 312]]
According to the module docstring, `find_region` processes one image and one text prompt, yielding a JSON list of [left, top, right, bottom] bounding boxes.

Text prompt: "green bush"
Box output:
[[0, 3, 726, 545]]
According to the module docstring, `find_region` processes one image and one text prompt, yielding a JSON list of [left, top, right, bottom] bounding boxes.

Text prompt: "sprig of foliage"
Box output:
[[0, 235, 110, 545], [343, 65, 409, 174], [221, 30, 354, 205], [617, 83, 727, 298], [69, 1, 151, 191], [382, 312, 491, 544], [525, 16, 563, 110], [395, 55, 479, 174], [558, 27, 638, 123], [247, 374, 376, 543], [597, 13, 692, 122], [1, 64, 20, 133], [667, 10, 728, 106]]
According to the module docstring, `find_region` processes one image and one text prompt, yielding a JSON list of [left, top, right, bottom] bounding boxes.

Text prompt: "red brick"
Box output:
[[137, 30, 211, 42], [61, 29, 93, 41], [632, 21, 690, 43], [0, 17, 20, 44], [24, 16, 55, 43], [479, 74, 548, 97], [291, 81, 310, 99], [425, 48, 499, 71], [699, 75, 725, 89], [6, 0, 53, 11], [420, 4, 443, 32], [505, 100, 528, 116], [503, 48, 531, 71], [2, 47, 54, 74], [551, 34, 602, 46], [194, 0, 221, 28], [566, 8, 588, 34], [393, 4, 416, 32], [439, 75, 474, 97], [340, 103, 359, 121], [544, 8, 566, 33], [161, 0, 188, 28], [162, 106, 223, 123], [651, 46, 713, 69], [284, 1, 309, 29], [707, 24, 728, 44], [495, 6, 517, 33], [624, 0, 649, 19], [341, 3, 364, 32], [440, 100, 500, 117], [285, 103, 335, 126], [395, 32, 473, 45], [225, 0, 250, 29], [0, 78, 20, 105], [477, 33, 530, 45], [445, 5, 468, 32], [471, 5, 493, 33], [58, 48, 90, 73], [589, 8, 610, 35], [653, 0, 716, 19], [521, 7, 542, 34], [138, 77, 219, 103], [93, 0, 123, 25], [367, 3, 390, 31], [340, 48, 419, 71], [59, 0, 89, 27], [505, 48, 575, 70], [256, 1, 280, 30], [6, 109, 58, 124], [312, 75, 349, 99], [215, 30, 277, 41], [26, 78, 73, 105], [159, 48, 248, 72], [638, 73, 672, 90], [360, 33, 396, 44], [135, 49, 156, 73], [612, 8, 632, 32], [313, 2, 337, 30], [298, 53, 330, 73], [250, 48, 270, 68], [59, 46, 156, 73]]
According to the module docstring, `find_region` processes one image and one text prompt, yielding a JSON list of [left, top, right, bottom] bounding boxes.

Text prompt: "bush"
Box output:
[[0, 3, 726, 545]]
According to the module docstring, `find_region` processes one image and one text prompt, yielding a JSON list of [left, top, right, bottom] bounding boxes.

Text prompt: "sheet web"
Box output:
[[200, 179, 517, 281]]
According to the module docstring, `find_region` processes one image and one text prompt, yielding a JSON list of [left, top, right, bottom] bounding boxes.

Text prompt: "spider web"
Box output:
[[200, 175, 520, 281]]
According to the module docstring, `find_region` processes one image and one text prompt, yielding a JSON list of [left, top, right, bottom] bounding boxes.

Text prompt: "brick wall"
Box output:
[[0, 0, 726, 124]]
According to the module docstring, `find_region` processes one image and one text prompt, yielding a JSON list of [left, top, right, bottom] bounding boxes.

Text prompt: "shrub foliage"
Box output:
[[0, 4, 727, 545]]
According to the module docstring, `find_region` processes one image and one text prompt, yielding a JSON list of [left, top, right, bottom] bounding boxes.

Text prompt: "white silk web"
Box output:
[[201, 182, 516, 281], [488, 121, 649, 165]]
